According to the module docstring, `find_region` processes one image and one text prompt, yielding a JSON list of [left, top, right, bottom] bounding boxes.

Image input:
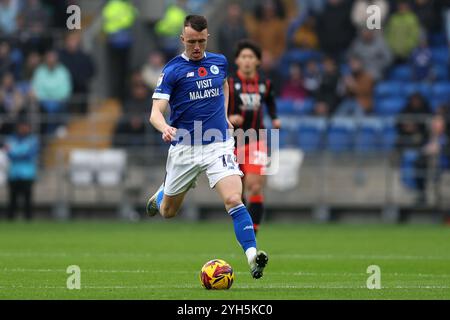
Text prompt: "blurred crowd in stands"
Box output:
[[1, 0, 450, 210], [0, 0, 95, 141], [0, 0, 94, 219]]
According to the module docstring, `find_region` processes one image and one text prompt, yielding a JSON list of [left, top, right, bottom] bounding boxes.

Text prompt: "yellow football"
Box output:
[[199, 259, 234, 290]]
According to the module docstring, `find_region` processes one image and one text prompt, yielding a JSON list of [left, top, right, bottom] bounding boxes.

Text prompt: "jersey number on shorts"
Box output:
[[221, 154, 236, 170]]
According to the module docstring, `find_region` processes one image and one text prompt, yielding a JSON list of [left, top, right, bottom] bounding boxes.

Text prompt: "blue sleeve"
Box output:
[[152, 65, 176, 100]]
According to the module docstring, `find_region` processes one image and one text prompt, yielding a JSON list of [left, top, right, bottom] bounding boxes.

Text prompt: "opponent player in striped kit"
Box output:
[[228, 40, 281, 236]]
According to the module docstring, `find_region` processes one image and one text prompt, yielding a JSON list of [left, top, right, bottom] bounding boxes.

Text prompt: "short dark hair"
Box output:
[[184, 15, 208, 32], [234, 39, 262, 60]]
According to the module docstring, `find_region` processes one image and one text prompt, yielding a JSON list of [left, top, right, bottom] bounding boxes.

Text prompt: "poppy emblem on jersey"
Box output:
[[210, 65, 219, 75], [198, 67, 208, 77]]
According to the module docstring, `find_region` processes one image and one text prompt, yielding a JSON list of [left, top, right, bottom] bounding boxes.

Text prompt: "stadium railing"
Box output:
[[1, 112, 448, 223]]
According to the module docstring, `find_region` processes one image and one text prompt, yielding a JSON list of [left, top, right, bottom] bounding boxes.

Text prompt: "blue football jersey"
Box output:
[[152, 51, 229, 145]]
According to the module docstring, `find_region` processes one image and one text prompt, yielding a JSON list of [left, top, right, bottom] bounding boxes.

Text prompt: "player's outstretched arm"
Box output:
[[150, 99, 177, 143]]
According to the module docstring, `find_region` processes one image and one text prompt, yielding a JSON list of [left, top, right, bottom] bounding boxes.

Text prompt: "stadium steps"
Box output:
[[43, 98, 122, 168]]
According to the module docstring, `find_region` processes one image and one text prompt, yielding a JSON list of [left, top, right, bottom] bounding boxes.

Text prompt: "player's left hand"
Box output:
[[162, 126, 177, 143], [272, 118, 281, 129]]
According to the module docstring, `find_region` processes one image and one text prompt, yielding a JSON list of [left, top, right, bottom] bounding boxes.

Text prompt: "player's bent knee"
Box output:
[[224, 193, 243, 210]]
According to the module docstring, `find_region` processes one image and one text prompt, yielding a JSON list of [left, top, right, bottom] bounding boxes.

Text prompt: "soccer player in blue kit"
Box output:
[[146, 15, 268, 279]]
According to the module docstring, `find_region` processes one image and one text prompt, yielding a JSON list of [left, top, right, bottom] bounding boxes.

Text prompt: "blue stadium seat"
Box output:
[[380, 117, 397, 152], [403, 82, 432, 100], [278, 129, 293, 148], [434, 64, 449, 81], [355, 117, 383, 153], [297, 98, 315, 115], [388, 65, 412, 81], [278, 116, 302, 148], [374, 81, 405, 99], [276, 99, 295, 115], [429, 32, 447, 47], [296, 117, 327, 153], [375, 97, 406, 116], [430, 97, 448, 112], [432, 82, 450, 101], [326, 117, 356, 153], [279, 49, 322, 78], [278, 59, 292, 78], [431, 46, 449, 64], [276, 98, 316, 115], [400, 149, 420, 190], [283, 49, 322, 65]]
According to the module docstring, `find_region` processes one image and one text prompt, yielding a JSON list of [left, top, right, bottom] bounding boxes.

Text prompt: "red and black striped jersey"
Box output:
[[228, 70, 278, 132]]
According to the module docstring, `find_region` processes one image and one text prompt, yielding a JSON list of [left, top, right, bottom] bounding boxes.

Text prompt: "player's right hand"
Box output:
[[162, 126, 177, 143]]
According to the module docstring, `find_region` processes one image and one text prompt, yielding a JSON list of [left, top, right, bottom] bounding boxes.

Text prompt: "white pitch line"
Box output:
[[0, 284, 449, 290], [1, 252, 450, 261], [275, 253, 450, 261], [1, 268, 156, 273], [293, 272, 450, 279], [2, 268, 450, 280]]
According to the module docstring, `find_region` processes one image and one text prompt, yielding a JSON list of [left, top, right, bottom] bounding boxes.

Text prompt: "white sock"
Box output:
[[245, 247, 257, 265]]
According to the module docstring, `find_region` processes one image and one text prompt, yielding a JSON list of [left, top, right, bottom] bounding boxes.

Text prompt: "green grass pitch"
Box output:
[[0, 220, 450, 299]]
